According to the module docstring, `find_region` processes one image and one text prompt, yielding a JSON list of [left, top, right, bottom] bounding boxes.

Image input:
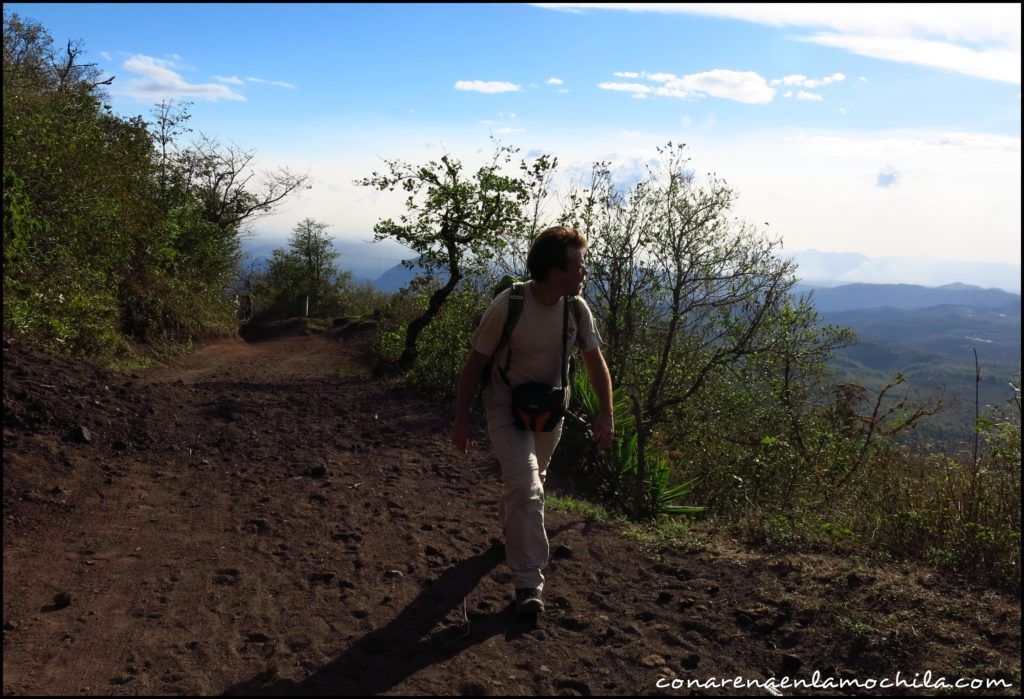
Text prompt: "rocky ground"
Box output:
[[2, 321, 1020, 695]]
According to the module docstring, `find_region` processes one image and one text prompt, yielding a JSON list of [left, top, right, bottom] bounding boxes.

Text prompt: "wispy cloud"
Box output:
[[796, 33, 1019, 85], [535, 4, 1021, 84], [796, 91, 823, 101], [213, 75, 245, 86], [246, 76, 297, 89], [600, 69, 774, 104], [546, 76, 563, 85], [455, 80, 522, 93], [100, 51, 112, 61], [120, 54, 245, 102]]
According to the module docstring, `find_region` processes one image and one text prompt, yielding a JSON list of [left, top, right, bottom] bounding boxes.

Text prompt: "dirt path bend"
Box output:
[[3, 329, 1020, 696]]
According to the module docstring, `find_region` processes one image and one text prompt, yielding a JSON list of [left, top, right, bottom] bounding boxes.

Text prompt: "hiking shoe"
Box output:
[[515, 587, 544, 615]]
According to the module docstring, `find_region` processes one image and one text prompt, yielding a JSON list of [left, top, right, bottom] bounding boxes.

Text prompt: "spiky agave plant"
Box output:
[[569, 366, 703, 516]]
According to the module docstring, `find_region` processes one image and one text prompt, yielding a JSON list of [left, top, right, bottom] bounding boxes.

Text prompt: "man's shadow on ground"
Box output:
[[223, 534, 564, 696]]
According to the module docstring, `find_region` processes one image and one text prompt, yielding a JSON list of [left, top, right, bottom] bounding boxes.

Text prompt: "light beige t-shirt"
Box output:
[[472, 281, 602, 428]]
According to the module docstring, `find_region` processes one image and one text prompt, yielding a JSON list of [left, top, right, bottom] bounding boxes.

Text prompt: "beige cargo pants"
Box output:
[[486, 419, 563, 591]]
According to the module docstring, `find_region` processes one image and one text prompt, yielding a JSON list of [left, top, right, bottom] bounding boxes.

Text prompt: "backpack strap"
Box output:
[[483, 282, 524, 390]]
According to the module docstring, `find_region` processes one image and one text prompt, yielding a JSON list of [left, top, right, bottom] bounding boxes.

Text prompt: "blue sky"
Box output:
[[6, 3, 1021, 276]]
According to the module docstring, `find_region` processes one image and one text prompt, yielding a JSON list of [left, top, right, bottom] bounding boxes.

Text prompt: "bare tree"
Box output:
[[175, 134, 310, 233]]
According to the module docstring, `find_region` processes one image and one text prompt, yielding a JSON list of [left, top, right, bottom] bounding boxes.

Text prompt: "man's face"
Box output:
[[558, 247, 588, 295]]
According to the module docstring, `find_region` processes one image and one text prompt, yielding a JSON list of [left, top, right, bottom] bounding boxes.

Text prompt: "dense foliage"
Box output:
[[364, 145, 1020, 591], [3, 12, 307, 358]]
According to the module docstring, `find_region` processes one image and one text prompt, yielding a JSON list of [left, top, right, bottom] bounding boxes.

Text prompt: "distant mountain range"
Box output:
[[786, 249, 1020, 294], [792, 282, 1021, 313]]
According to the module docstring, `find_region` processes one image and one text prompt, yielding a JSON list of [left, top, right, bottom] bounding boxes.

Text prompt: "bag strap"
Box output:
[[560, 294, 570, 389]]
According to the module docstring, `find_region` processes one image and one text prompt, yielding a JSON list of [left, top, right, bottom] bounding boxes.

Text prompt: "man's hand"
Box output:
[[452, 418, 476, 455], [593, 411, 614, 451]]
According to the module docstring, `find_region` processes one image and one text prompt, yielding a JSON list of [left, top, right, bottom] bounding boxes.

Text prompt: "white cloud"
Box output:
[[797, 91, 823, 101], [120, 54, 245, 102], [783, 90, 793, 98], [680, 116, 692, 128], [213, 75, 245, 86], [246, 77, 297, 89], [495, 127, 527, 134], [100, 51, 112, 61], [534, 4, 1021, 84], [546, 77, 563, 85], [623, 130, 642, 137], [613, 71, 641, 78], [598, 81, 652, 94], [771, 72, 846, 88], [454, 80, 522, 93], [558, 88, 569, 93], [703, 112, 716, 129], [681, 69, 774, 104], [600, 69, 773, 103], [838, 107, 848, 115]]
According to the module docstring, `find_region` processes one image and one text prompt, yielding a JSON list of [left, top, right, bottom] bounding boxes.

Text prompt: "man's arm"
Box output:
[[452, 349, 492, 454], [581, 346, 614, 450]]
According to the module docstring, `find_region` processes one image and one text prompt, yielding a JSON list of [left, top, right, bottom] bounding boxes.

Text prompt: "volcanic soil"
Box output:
[[3, 322, 1020, 695]]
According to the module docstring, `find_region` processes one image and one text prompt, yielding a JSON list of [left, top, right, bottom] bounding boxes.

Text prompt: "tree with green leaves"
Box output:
[[3, 11, 312, 355], [355, 140, 555, 371], [254, 218, 352, 319]]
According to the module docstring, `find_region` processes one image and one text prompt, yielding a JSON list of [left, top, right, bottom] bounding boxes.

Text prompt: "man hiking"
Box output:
[[452, 226, 614, 616]]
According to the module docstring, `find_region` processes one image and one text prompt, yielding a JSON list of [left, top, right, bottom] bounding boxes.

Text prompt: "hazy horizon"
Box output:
[[238, 235, 1021, 294]]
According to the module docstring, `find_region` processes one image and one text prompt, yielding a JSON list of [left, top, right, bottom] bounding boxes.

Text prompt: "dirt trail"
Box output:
[[3, 327, 1020, 695]]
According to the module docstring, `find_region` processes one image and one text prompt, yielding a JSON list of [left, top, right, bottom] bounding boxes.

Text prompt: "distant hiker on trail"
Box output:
[[452, 226, 614, 617]]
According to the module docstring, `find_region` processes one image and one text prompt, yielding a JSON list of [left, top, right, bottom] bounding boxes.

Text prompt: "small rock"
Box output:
[[53, 592, 72, 609], [384, 569, 404, 579], [75, 426, 92, 443], [641, 654, 666, 668]]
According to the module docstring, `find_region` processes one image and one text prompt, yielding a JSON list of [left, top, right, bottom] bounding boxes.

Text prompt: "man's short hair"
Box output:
[[527, 226, 588, 282]]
